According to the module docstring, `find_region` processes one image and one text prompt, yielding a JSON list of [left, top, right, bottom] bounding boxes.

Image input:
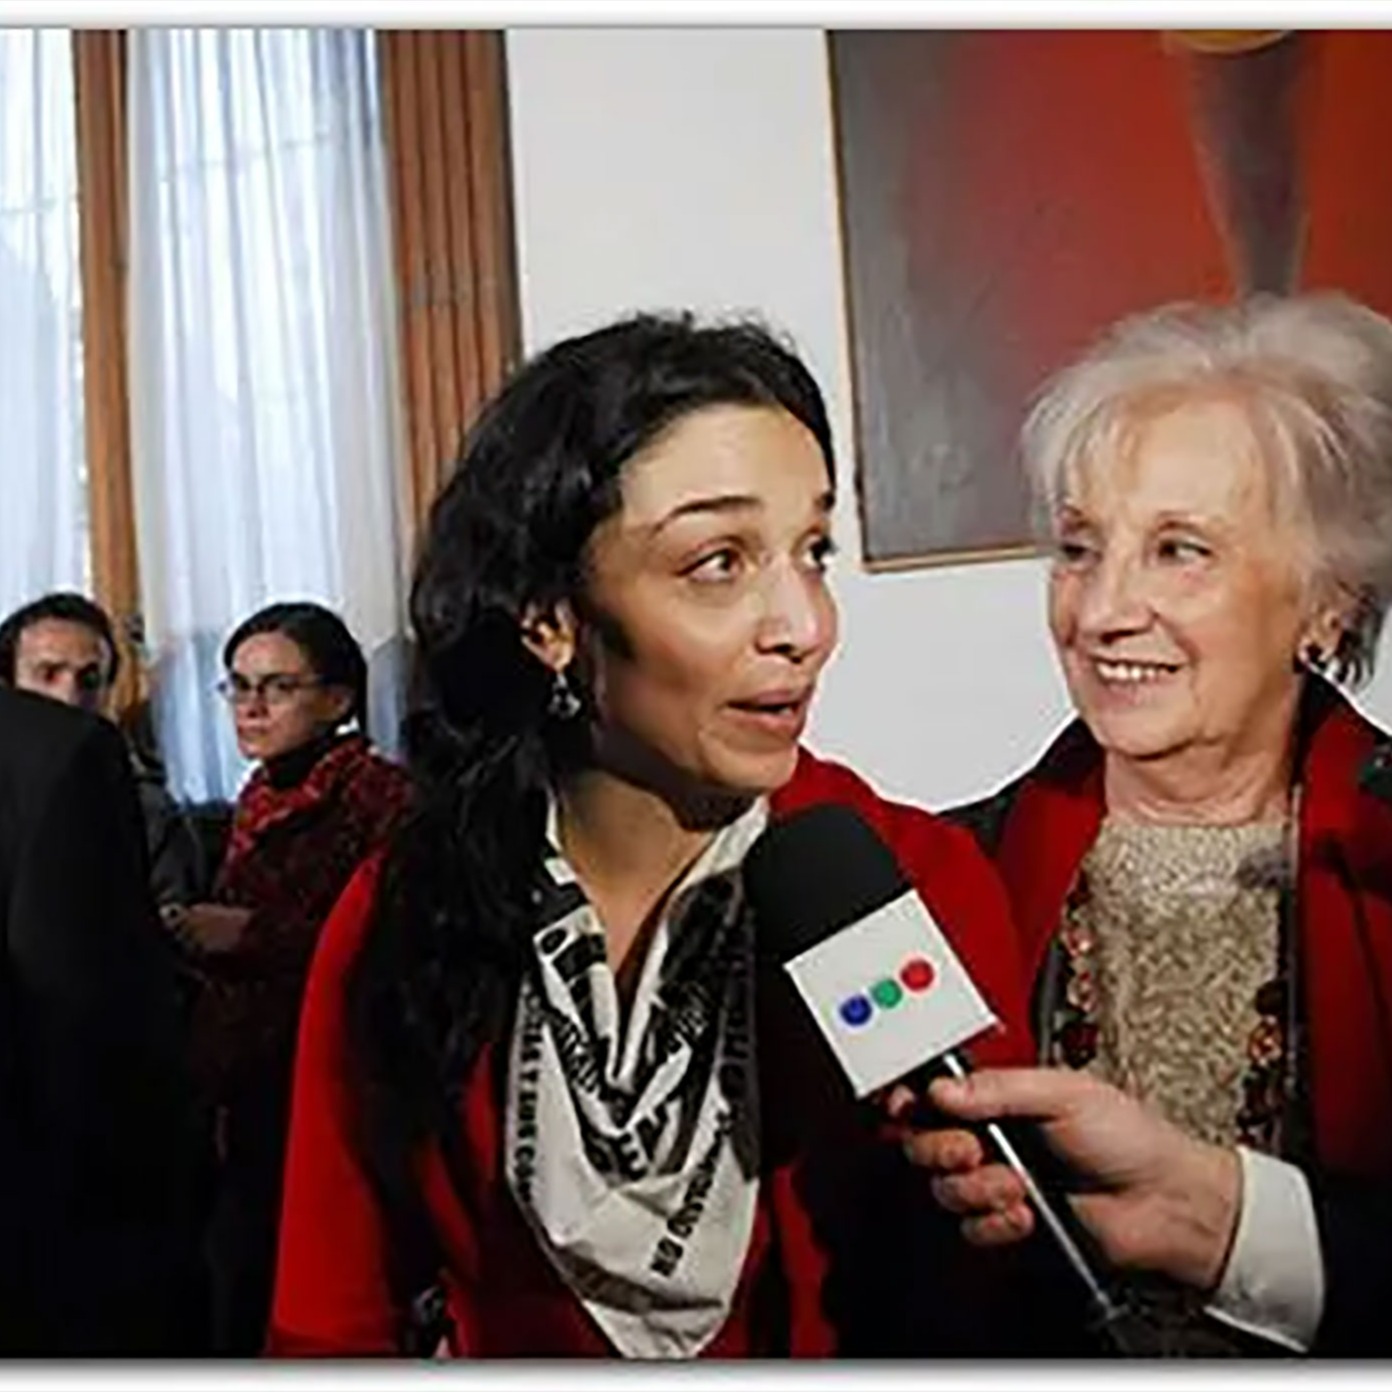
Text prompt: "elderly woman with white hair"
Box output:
[[918, 292, 1392, 1357]]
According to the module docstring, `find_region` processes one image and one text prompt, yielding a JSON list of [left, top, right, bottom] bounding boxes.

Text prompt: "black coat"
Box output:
[[0, 686, 203, 1353]]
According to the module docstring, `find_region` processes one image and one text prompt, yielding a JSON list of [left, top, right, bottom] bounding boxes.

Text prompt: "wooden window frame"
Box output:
[[72, 29, 141, 715]]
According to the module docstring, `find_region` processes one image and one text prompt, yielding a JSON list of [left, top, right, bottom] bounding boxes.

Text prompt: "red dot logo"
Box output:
[[836, 955, 937, 1030], [899, 956, 935, 993]]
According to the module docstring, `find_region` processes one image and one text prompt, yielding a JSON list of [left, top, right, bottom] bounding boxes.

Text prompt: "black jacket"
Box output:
[[0, 686, 203, 1353]]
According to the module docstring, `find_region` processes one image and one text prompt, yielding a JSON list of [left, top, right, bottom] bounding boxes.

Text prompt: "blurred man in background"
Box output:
[[0, 591, 206, 907], [0, 684, 203, 1351]]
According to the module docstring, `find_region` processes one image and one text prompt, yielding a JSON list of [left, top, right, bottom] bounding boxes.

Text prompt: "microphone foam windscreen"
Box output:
[[743, 804, 910, 962]]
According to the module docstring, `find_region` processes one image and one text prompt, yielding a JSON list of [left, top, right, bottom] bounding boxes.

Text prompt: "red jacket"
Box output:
[[977, 681, 1392, 1182], [268, 747, 1032, 1356], [188, 735, 411, 1100]]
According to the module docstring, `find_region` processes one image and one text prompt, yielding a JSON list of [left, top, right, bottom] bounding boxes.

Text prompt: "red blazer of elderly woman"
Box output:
[[951, 678, 1392, 1354]]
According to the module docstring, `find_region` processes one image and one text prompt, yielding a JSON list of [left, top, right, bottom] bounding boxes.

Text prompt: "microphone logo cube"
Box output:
[[784, 890, 998, 1096]]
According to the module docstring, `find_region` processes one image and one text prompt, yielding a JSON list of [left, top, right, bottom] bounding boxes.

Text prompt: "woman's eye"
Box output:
[[686, 547, 742, 582], [1157, 536, 1210, 563], [1054, 538, 1094, 565]]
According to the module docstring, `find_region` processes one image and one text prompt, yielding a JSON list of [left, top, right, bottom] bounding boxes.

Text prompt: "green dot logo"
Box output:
[[836, 956, 937, 1029], [870, 978, 903, 1008]]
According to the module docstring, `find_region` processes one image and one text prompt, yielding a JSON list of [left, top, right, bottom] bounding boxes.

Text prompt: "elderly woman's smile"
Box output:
[[1089, 656, 1183, 684]]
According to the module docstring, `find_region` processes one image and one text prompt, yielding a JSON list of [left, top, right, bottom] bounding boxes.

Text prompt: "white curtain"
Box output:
[[128, 28, 408, 803], [0, 29, 87, 614]]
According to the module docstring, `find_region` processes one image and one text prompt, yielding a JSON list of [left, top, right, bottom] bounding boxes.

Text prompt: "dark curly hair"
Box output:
[[348, 312, 835, 1156]]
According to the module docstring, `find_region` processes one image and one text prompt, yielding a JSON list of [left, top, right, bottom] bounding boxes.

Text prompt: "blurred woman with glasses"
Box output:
[[168, 599, 410, 1353]]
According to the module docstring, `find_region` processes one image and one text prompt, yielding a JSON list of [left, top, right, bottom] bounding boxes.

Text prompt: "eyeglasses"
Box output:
[[215, 673, 325, 707]]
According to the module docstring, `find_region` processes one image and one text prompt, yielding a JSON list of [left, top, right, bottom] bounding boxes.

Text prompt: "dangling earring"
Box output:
[[1299, 642, 1328, 674], [547, 668, 582, 721]]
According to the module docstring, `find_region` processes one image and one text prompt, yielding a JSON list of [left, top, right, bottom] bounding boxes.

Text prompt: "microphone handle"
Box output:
[[937, 1050, 1146, 1357]]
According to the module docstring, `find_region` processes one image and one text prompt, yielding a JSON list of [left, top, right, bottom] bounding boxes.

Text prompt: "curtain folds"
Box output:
[[0, 29, 87, 614], [127, 28, 408, 801]]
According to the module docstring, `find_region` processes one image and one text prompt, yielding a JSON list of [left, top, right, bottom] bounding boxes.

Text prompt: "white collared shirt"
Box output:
[[1206, 1148, 1324, 1350]]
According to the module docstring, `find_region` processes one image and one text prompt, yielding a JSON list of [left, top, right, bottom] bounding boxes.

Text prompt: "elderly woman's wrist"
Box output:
[[1164, 1137, 1242, 1292]]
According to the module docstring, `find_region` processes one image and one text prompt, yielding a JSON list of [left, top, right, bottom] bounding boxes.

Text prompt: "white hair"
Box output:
[[1022, 292, 1392, 685]]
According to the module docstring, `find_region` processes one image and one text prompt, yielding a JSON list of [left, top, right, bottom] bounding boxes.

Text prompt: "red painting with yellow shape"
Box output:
[[831, 29, 1392, 565]]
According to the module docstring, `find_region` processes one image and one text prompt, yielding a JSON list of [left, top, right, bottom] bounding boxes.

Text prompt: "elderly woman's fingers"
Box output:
[[926, 1068, 1091, 1126], [960, 1203, 1036, 1248], [883, 1084, 918, 1121], [901, 1125, 986, 1174], [929, 1162, 1029, 1217]]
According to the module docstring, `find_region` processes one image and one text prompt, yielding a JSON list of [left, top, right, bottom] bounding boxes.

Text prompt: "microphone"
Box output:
[[743, 802, 1145, 1355]]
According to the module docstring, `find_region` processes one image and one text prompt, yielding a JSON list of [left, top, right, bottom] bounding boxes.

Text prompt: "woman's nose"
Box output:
[[1075, 551, 1152, 638], [757, 564, 831, 659]]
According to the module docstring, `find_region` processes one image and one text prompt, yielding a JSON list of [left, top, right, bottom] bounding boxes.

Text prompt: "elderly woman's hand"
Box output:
[[893, 1067, 1243, 1293]]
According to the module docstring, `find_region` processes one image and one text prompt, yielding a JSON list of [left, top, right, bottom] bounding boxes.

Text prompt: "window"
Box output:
[[0, 27, 518, 802], [0, 29, 87, 611], [129, 29, 407, 799]]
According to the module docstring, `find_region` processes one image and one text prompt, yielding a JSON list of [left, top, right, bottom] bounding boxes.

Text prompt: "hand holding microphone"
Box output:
[[743, 804, 1152, 1353], [905, 1066, 1243, 1294]]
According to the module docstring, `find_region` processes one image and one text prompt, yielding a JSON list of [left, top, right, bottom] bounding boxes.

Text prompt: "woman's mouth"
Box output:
[[726, 690, 812, 737], [1090, 657, 1181, 687]]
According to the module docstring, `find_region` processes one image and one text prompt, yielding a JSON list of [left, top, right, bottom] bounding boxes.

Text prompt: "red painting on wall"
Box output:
[[829, 29, 1392, 568]]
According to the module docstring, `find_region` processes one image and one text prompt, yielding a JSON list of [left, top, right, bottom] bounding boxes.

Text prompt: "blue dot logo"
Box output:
[[838, 995, 873, 1027]]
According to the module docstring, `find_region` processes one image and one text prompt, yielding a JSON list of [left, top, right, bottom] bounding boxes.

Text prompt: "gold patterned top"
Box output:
[[1047, 816, 1293, 1355], [1068, 816, 1288, 1146]]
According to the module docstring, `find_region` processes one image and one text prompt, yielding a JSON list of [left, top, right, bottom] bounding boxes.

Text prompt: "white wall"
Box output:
[[505, 27, 1392, 811]]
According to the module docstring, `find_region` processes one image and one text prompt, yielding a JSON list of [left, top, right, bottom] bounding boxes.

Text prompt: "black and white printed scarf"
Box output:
[[503, 798, 766, 1358]]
